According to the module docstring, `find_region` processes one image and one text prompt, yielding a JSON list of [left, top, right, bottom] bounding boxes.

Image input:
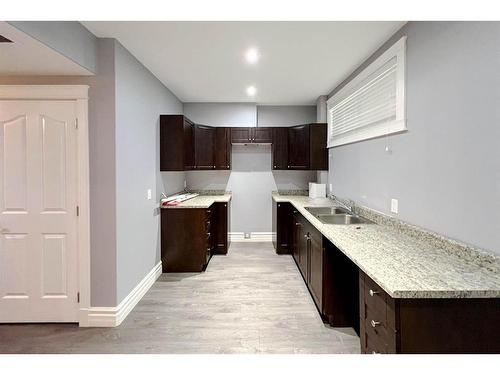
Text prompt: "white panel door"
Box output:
[[0, 100, 78, 322]]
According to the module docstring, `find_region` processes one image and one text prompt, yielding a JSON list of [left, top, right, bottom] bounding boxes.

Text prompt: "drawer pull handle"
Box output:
[[370, 320, 380, 328], [372, 351, 379, 354], [369, 289, 379, 297]]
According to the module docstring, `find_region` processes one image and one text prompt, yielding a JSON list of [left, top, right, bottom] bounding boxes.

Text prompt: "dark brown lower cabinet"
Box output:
[[161, 207, 212, 272], [161, 203, 229, 272], [359, 270, 500, 353], [212, 202, 230, 255], [290, 211, 359, 331], [272, 201, 292, 254], [276, 201, 500, 353]]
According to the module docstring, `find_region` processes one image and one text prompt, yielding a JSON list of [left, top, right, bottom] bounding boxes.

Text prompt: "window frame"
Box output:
[[327, 36, 407, 148]]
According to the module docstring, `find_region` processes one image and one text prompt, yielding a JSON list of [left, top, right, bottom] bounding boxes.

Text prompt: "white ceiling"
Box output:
[[83, 21, 405, 104], [0, 22, 92, 76]]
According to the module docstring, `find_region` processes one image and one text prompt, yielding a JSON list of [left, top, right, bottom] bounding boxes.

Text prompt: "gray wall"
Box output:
[[0, 38, 118, 306], [328, 21, 500, 254], [8, 21, 97, 73], [184, 102, 256, 126], [257, 105, 316, 126], [114, 41, 183, 303], [184, 104, 317, 234]]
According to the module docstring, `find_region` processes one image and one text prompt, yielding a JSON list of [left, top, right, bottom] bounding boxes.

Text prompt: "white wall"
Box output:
[[328, 21, 500, 254], [184, 103, 317, 234]]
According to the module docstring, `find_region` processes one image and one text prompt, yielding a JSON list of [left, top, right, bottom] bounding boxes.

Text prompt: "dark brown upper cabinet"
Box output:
[[230, 127, 252, 143], [194, 125, 215, 169], [286, 123, 328, 170], [215, 127, 231, 170], [288, 124, 310, 169], [160, 115, 195, 171], [309, 123, 328, 170], [272, 127, 288, 170], [161, 115, 328, 171], [183, 118, 195, 170], [231, 127, 272, 144], [253, 127, 273, 143]]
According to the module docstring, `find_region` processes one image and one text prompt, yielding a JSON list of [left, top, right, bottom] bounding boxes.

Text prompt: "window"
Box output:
[[327, 36, 407, 148]]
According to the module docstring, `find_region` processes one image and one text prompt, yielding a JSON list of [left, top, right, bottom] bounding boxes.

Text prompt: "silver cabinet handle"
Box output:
[[369, 289, 379, 296], [371, 320, 380, 328], [372, 351, 378, 354]]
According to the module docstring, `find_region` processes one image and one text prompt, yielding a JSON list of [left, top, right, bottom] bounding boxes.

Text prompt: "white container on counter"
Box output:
[[309, 183, 326, 198]]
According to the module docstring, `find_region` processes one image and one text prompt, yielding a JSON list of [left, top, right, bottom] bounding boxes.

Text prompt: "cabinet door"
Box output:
[[297, 217, 309, 278], [183, 118, 195, 170], [194, 125, 215, 169], [215, 127, 231, 169], [253, 127, 273, 143], [212, 202, 229, 255], [309, 123, 328, 170], [272, 127, 288, 169], [308, 229, 323, 308], [231, 127, 252, 143], [160, 115, 185, 171], [288, 124, 310, 169], [275, 202, 292, 254], [292, 213, 301, 263]]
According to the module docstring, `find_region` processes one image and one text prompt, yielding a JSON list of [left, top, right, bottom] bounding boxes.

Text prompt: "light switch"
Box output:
[[329, 184, 333, 193], [391, 199, 398, 214], [147, 189, 152, 200]]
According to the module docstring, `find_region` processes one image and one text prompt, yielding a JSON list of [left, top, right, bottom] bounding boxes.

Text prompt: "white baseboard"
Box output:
[[229, 232, 274, 242], [79, 262, 162, 327]]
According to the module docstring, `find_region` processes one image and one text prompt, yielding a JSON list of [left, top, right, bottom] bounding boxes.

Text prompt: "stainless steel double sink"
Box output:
[[304, 206, 374, 225]]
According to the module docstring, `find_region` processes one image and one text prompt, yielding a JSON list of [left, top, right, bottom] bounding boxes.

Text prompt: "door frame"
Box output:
[[0, 85, 90, 325]]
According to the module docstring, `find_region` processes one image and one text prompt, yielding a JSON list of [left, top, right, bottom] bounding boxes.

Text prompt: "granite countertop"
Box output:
[[161, 192, 232, 209], [272, 192, 500, 299]]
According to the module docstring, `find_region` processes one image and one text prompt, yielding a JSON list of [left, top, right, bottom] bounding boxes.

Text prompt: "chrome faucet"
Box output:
[[330, 194, 355, 214]]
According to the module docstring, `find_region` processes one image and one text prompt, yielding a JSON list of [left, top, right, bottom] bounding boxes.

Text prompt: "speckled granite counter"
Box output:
[[162, 193, 231, 209], [272, 192, 500, 299]]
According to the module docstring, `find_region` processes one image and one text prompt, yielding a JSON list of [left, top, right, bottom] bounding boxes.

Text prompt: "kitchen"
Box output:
[[0, 3, 499, 371]]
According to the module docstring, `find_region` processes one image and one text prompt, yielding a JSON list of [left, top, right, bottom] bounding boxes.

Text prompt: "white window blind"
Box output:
[[327, 36, 407, 148]]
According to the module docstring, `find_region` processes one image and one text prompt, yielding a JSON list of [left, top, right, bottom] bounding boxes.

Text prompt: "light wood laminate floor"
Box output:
[[0, 242, 360, 354]]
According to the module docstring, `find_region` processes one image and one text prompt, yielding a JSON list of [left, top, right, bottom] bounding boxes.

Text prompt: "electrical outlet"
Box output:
[[391, 199, 398, 214], [147, 189, 152, 200], [244, 233, 250, 239]]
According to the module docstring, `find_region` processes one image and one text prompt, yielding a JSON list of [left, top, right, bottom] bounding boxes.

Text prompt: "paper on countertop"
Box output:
[[160, 193, 199, 207]]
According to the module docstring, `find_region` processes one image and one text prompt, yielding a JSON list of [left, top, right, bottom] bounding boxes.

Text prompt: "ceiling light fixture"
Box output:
[[245, 47, 259, 64], [246, 86, 257, 97]]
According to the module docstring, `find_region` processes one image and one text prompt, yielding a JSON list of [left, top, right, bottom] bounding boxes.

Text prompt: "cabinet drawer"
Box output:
[[360, 271, 398, 354], [363, 318, 397, 353], [363, 274, 396, 329], [364, 328, 389, 354]]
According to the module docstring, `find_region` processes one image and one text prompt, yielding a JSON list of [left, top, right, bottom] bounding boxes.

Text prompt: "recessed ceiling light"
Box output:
[[246, 86, 257, 97], [245, 47, 259, 64]]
